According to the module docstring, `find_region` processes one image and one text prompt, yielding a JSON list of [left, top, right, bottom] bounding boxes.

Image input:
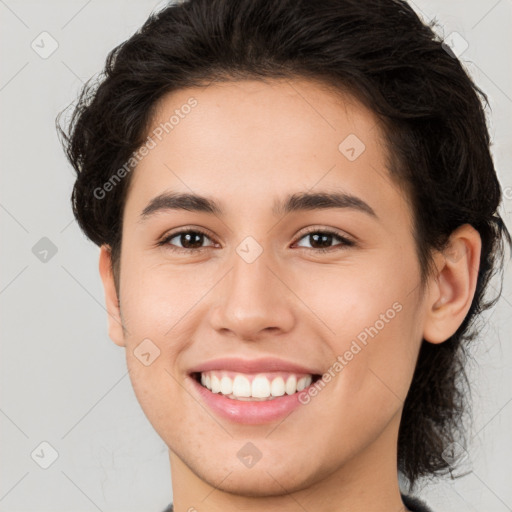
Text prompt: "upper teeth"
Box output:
[[200, 371, 313, 400]]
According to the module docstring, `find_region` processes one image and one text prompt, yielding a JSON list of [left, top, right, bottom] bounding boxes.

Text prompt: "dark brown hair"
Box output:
[[56, 0, 511, 490]]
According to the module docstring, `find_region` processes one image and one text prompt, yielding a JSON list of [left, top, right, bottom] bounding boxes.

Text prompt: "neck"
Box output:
[[169, 411, 408, 512]]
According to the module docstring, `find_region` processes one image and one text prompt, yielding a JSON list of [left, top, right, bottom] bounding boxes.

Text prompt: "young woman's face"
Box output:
[[108, 79, 429, 496]]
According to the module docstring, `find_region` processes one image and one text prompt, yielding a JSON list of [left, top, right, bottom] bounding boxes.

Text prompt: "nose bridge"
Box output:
[[230, 242, 273, 301], [210, 239, 294, 338]]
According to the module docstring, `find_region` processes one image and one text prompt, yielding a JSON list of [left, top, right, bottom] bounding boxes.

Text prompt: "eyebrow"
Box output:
[[139, 190, 378, 221]]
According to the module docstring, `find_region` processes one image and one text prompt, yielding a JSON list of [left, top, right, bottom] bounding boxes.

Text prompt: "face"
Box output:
[[103, 79, 430, 497]]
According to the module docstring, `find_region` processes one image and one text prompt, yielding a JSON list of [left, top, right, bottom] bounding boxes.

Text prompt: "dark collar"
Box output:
[[162, 495, 433, 512]]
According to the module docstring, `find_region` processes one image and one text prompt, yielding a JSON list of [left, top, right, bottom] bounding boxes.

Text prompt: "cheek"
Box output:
[[119, 260, 209, 340], [299, 258, 420, 396], [303, 297, 419, 466]]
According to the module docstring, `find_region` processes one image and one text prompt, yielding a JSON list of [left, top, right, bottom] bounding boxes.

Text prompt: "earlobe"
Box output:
[[98, 245, 126, 347], [423, 224, 482, 344]]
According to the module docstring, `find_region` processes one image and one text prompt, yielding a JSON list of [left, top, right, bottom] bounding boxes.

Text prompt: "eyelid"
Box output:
[[294, 226, 355, 243], [292, 226, 355, 251], [157, 226, 217, 251]]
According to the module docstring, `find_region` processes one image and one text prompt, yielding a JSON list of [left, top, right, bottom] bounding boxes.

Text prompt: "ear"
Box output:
[[98, 244, 126, 347], [423, 224, 482, 344]]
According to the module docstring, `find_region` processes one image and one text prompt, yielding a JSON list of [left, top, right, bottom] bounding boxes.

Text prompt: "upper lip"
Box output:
[[188, 357, 321, 375]]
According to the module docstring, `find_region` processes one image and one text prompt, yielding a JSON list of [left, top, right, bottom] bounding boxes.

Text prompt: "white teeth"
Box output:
[[297, 376, 312, 391], [220, 376, 233, 395], [251, 375, 271, 398], [285, 375, 297, 395], [198, 371, 314, 400], [270, 376, 285, 397], [232, 375, 251, 397], [211, 374, 221, 393]]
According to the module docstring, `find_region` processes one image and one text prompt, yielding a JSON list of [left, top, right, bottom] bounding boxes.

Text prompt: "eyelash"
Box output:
[[157, 227, 356, 254]]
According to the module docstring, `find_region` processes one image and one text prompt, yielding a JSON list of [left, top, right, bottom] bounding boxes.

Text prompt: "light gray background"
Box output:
[[1, 1, 511, 511]]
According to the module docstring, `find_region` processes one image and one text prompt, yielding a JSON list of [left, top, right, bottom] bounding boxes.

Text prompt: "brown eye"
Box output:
[[294, 229, 355, 252], [158, 229, 216, 253], [157, 227, 355, 255]]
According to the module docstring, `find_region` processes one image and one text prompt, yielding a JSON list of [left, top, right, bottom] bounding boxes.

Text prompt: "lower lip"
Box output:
[[189, 375, 311, 425]]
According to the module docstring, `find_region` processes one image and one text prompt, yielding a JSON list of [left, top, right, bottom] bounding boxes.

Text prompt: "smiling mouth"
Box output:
[[191, 371, 322, 401]]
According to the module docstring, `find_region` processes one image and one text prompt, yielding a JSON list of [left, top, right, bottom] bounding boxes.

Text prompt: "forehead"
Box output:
[[147, 78, 381, 165], [124, 78, 411, 231]]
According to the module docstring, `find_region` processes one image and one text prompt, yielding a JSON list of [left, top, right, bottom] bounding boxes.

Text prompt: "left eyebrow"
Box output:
[[138, 190, 378, 222]]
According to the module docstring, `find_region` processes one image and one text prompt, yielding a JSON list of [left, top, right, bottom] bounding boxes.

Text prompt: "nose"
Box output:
[[209, 248, 296, 341]]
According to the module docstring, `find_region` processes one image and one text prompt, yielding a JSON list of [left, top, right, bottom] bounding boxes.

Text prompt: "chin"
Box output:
[[184, 446, 328, 498], [204, 467, 311, 497]]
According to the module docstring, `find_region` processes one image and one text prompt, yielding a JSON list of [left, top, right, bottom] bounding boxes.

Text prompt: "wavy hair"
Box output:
[[56, 0, 511, 489]]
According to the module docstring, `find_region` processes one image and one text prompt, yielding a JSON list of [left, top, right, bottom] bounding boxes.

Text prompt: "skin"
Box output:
[[98, 78, 481, 512]]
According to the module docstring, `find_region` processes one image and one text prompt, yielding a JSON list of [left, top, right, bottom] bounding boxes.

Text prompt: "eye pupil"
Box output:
[[310, 233, 333, 248], [181, 232, 204, 249]]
